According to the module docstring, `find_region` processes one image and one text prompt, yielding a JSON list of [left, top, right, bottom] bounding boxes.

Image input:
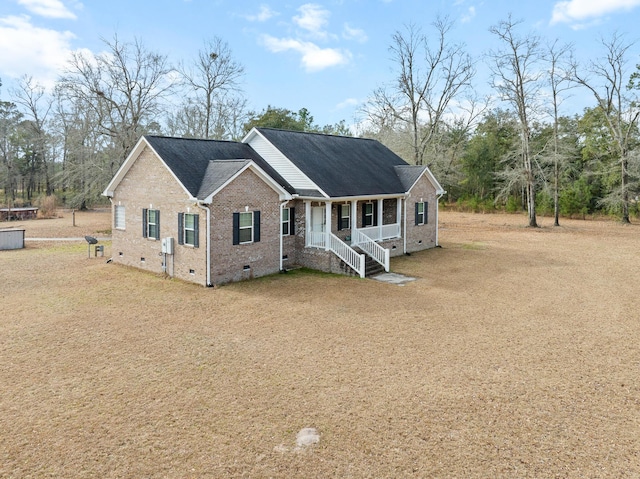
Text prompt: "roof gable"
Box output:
[[253, 128, 412, 197], [104, 136, 295, 200]]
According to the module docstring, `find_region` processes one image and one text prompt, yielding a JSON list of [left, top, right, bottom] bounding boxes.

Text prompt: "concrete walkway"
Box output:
[[371, 272, 417, 286]]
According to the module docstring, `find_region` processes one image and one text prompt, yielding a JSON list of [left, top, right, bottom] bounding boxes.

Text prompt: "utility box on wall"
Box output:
[[161, 237, 174, 255]]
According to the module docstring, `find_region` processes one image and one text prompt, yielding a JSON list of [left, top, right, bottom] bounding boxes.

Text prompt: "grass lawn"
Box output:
[[1, 209, 639, 477]]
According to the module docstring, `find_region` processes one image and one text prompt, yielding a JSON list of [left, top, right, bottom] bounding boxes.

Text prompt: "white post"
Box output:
[[325, 201, 332, 251], [305, 201, 311, 247], [351, 200, 357, 244], [396, 197, 402, 231], [377, 198, 383, 240]]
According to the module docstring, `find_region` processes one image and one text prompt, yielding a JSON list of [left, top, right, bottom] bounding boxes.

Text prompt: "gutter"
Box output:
[[196, 200, 212, 287]]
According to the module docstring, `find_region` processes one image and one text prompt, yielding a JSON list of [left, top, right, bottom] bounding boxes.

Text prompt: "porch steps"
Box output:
[[353, 247, 385, 277]]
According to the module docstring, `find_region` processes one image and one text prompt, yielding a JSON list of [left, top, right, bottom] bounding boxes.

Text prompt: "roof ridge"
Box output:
[[145, 134, 242, 145], [256, 127, 374, 141]]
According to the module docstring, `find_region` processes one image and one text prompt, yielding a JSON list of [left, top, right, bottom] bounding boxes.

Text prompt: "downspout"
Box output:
[[403, 194, 408, 254], [436, 192, 444, 247], [279, 200, 287, 271], [196, 201, 212, 287]]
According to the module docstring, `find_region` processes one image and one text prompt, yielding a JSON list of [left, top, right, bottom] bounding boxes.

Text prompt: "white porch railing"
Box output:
[[330, 233, 365, 278], [354, 230, 390, 272], [307, 230, 365, 278], [357, 223, 400, 242], [308, 230, 326, 248]]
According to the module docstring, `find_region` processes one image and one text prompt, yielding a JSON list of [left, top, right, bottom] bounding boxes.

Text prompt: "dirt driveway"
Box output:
[[1, 210, 639, 477]]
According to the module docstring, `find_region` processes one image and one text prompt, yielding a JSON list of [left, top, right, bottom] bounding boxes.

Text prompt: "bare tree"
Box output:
[[0, 97, 23, 205], [59, 35, 174, 173], [571, 33, 640, 223], [488, 15, 544, 227], [545, 40, 574, 226], [176, 37, 245, 139], [11, 76, 54, 196], [361, 18, 475, 166]]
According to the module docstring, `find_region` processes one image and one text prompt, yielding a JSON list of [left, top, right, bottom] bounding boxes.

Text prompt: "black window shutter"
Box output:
[[337, 205, 343, 231], [193, 214, 199, 248], [424, 202, 429, 224], [254, 210, 261, 243], [232, 212, 240, 245], [415, 203, 420, 226], [361, 203, 365, 227], [373, 201, 378, 227], [290, 207, 295, 235], [178, 213, 184, 245], [155, 210, 161, 239], [142, 208, 148, 237]]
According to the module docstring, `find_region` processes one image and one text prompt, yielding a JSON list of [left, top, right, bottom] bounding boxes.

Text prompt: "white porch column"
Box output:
[[305, 201, 311, 247], [325, 201, 332, 250], [351, 200, 358, 243], [377, 198, 383, 236], [396, 197, 402, 225]]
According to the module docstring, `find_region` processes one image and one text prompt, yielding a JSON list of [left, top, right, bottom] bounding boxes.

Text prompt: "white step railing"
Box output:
[[357, 223, 400, 242], [330, 233, 365, 278], [354, 230, 390, 272]]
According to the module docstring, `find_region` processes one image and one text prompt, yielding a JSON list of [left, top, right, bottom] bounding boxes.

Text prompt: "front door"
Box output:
[[310, 206, 325, 246]]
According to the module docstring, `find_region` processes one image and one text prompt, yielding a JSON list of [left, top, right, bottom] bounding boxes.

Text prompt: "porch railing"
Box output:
[[354, 230, 390, 272], [308, 230, 326, 248], [307, 230, 365, 278], [357, 223, 400, 242], [330, 233, 365, 278]]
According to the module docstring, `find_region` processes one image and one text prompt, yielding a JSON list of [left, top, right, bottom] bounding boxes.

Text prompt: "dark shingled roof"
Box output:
[[197, 160, 250, 199], [255, 128, 411, 197], [145, 136, 294, 199], [394, 165, 428, 192]]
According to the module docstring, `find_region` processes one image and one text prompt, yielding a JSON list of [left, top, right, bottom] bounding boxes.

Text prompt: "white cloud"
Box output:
[[261, 34, 350, 71], [336, 97, 358, 109], [461, 6, 476, 23], [17, 0, 77, 19], [343, 23, 367, 43], [551, 0, 640, 24], [244, 4, 277, 22], [293, 3, 330, 38], [0, 15, 75, 87]]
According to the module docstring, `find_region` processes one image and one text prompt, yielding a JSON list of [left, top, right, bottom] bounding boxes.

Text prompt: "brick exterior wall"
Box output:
[[404, 175, 438, 253], [111, 146, 208, 286], [208, 168, 282, 284]]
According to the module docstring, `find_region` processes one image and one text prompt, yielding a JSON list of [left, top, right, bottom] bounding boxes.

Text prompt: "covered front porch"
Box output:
[[303, 197, 404, 277]]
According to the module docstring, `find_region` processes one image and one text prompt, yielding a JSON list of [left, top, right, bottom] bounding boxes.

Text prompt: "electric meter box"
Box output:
[[161, 237, 174, 254]]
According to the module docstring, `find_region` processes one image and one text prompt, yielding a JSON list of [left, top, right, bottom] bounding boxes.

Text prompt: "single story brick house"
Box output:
[[103, 128, 445, 286]]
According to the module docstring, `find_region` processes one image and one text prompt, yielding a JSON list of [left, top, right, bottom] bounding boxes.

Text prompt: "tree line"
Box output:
[[1, 16, 639, 225]]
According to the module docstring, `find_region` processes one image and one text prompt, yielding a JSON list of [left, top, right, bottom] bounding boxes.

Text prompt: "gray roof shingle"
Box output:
[[145, 135, 294, 199], [255, 128, 411, 197]]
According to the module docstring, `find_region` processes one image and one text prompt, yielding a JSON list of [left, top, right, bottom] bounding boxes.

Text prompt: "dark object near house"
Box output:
[[85, 235, 98, 258]]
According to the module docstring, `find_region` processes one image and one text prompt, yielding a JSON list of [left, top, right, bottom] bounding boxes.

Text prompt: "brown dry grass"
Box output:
[[1, 210, 639, 478]]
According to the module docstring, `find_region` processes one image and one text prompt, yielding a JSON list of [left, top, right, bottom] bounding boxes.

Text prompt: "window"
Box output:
[[338, 204, 350, 230], [282, 207, 295, 235], [178, 213, 199, 247], [233, 211, 261, 245], [363, 202, 375, 227], [415, 201, 428, 225], [114, 205, 125, 230], [142, 208, 160, 240], [239, 212, 253, 243]]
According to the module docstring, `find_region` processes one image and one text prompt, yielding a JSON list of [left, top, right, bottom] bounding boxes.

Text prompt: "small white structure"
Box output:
[[0, 228, 25, 250]]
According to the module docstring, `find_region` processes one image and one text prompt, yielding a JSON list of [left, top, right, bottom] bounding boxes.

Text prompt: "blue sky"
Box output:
[[1, 0, 639, 127]]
